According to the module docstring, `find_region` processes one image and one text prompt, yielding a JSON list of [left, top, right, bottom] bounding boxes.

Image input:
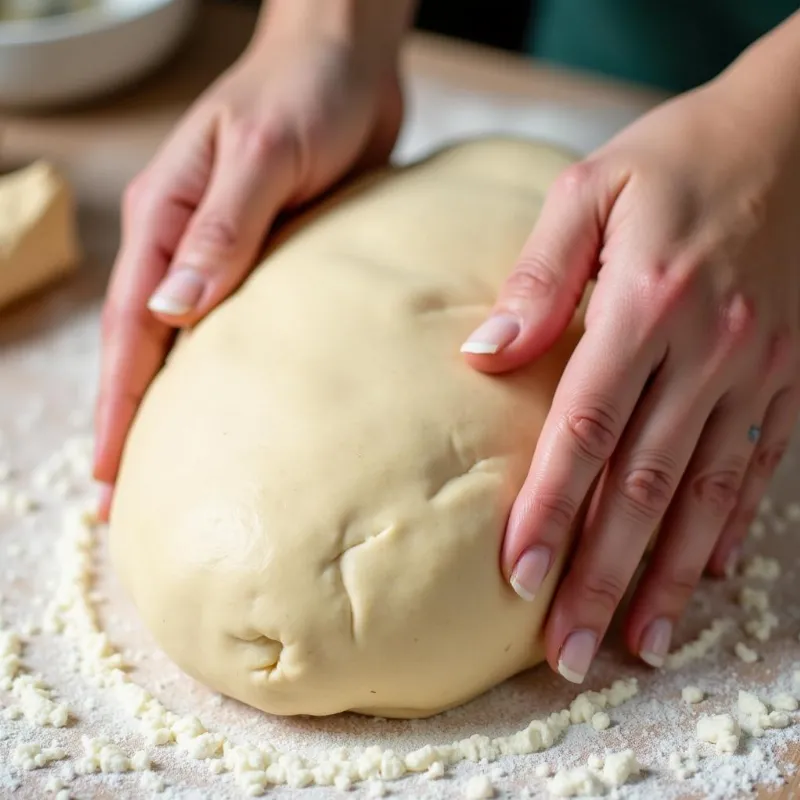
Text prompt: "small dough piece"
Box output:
[[681, 686, 704, 704], [465, 774, 494, 799], [110, 139, 584, 718], [591, 711, 611, 730], [734, 642, 759, 664], [0, 161, 80, 310], [696, 714, 740, 754]]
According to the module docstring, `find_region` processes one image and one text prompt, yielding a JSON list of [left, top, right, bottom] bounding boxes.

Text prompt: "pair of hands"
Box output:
[[94, 17, 800, 685]]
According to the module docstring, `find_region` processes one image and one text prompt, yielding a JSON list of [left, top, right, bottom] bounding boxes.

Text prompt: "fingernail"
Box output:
[[510, 546, 552, 602], [460, 313, 520, 355], [558, 629, 597, 684], [725, 546, 741, 579], [639, 617, 672, 668], [147, 269, 206, 316]]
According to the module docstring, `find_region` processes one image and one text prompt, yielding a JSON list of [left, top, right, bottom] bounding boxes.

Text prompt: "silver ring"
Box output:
[[747, 425, 761, 444]]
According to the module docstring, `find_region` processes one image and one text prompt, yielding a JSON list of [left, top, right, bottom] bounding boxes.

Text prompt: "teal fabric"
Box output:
[[526, 0, 799, 93]]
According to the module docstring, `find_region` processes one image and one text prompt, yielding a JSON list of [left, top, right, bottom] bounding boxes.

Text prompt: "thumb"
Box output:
[[461, 161, 606, 374]]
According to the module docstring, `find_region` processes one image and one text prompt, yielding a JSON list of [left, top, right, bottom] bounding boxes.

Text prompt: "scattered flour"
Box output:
[[1, 303, 800, 800]]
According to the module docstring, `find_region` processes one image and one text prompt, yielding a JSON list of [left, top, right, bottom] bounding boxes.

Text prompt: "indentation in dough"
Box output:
[[410, 292, 490, 316], [329, 524, 399, 645], [242, 635, 284, 679], [428, 457, 504, 507]]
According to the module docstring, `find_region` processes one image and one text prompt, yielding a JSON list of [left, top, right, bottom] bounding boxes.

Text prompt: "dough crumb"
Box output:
[[682, 686, 704, 704], [696, 714, 740, 754], [465, 774, 494, 799], [664, 618, 732, 670], [425, 761, 445, 780], [602, 749, 640, 787], [587, 753, 604, 769], [735, 642, 759, 664], [771, 693, 799, 712], [742, 555, 780, 582], [591, 711, 611, 731], [548, 765, 604, 797]]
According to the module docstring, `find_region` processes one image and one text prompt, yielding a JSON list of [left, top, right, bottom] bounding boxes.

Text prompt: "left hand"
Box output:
[[462, 54, 800, 682]]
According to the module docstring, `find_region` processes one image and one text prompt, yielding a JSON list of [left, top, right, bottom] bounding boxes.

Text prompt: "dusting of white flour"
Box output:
[[1, 293, 799, 800]]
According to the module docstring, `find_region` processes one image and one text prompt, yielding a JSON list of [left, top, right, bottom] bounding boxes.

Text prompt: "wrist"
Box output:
[[713, 11, 800, 158], [251, 0, 414, 70]]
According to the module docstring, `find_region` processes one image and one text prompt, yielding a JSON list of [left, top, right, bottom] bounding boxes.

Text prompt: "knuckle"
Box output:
[[552, 160, 595, 199], [530, 492, 580, 532], [122, 173, 153, 219], [691, 461, 745, 517], [504, 253, 562, 302], [187, 215, 242, 259], [752, 439, 789, 478], [562, 399, 621, 465], [657, 566, 700, 605], [231, 117, 294, 164], [576, 571, 626, 616], [717, 292, 757, 351], [617, 455, 677, 521], [636, 258, 695, 317]]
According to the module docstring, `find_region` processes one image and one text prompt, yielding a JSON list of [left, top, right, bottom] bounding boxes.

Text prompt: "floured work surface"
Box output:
[[0, 271, 799, 800]]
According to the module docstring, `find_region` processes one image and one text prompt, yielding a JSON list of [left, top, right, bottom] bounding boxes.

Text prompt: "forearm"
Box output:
[[253, 0, 416, 66]]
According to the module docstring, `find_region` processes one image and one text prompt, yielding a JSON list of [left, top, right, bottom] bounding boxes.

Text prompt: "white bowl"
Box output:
[[0, 0, 197, 109]]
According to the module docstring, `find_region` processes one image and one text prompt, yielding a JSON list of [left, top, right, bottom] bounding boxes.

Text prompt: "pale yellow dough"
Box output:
[[110, 138, 586, 719], [0, 161, 80, 310]]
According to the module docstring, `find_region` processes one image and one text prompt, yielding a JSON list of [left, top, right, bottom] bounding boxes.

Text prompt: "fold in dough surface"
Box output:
[[110, 137, 587, 719]]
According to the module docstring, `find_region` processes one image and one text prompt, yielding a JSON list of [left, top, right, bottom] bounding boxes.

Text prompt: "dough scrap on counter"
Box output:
[[110, 138, 586, 718], [0, 161, 81, 310]]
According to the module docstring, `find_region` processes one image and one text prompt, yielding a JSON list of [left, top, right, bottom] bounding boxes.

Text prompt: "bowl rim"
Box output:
[[0, 0, 189, 46]]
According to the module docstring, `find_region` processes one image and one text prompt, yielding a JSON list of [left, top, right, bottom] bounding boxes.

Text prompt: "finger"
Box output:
[[708, 383, 800, 575], [146, 121, 298, 326], [461, 160, 616, 372], [544, 362, 716, 683], [94, 123, 214, 489], [624, 390, 766, 665], [502, 300, 663, 594], [94, 236, 179, 489], [97, 482, 114, 524]]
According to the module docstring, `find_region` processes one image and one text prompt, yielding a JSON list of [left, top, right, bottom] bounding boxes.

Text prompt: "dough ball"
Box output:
[[110, 138, 585, 719]]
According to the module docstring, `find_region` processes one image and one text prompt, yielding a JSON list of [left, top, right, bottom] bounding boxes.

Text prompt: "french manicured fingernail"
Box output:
[[510, 546, 552, 602], [558, 629, 597, 684], [639, 617, 672, 668], [460, 313, 520, 355], [147, 269, 206, 316], [724, 546, 741, 579]]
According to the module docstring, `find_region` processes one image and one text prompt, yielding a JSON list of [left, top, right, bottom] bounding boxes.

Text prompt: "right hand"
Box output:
[[94, 16, 404, 519]]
